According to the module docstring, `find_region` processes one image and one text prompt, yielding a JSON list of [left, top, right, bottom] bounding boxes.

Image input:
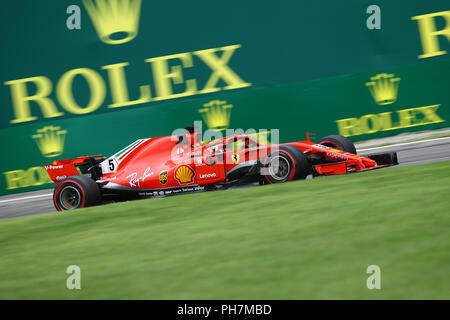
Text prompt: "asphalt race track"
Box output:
[[1, 137, 450, 221]]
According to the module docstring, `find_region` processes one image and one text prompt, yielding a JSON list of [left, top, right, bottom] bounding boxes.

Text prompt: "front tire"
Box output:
[[53, 175, 101, 211], [318, 134, 357, 154], [262, 145, 309, 184]]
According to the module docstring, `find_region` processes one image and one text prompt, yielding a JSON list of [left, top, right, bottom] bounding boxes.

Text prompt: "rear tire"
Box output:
[[262, 145, 309, 184], [318, 135, 357, 154], [53, 175, 101, 211]]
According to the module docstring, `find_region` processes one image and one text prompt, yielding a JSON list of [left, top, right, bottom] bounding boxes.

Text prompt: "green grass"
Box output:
[[1, 161, 450, 299]]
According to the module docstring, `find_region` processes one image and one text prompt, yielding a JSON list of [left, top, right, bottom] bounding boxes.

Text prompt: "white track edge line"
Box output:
[[358, 136, 450, 153], [0, 193, 53, 204]]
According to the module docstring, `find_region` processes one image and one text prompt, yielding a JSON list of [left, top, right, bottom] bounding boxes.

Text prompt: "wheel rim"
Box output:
[[59, 186, 81, 210], [268, 155, 290, 181]]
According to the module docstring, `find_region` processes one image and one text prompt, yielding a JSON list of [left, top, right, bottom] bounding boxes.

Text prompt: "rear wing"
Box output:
[[44, 154, 105, 184]]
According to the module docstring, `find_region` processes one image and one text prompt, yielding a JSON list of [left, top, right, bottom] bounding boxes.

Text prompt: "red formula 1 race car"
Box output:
[[44, 129, 398, 211]]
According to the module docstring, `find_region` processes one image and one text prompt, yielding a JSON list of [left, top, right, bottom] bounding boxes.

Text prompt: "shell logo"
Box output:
[[175, 165, 195, 184]]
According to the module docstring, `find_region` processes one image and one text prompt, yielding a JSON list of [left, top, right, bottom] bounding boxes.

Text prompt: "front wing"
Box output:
[[313, 152, 398, 176]]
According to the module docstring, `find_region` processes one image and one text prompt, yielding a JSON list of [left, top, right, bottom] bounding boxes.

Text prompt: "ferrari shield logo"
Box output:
[[159, 170, 168, 185], [232, 153, 240, 164]]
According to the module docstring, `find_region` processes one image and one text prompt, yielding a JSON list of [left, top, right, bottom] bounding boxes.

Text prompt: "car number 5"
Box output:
[[101, 158, 118, 174], [108, 159, 115, 171]]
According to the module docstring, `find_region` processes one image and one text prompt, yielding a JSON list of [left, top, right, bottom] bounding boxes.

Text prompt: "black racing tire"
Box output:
[[262, 145, 309, 184], [53, 175, 101, 211], [318, 134, 357, 154]]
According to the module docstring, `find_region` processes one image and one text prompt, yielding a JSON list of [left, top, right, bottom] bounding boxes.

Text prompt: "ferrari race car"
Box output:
[[45, 129, 398, 211]]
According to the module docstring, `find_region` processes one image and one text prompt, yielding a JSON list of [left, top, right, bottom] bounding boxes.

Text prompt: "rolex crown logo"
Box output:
[[198, 100, 233, 131], [82, 0, 142, 45], [365, 73, 400, 105], [32, 126, 67, 158]]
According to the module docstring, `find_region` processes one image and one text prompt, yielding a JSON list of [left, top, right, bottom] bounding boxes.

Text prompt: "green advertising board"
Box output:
[[1, 0, 450, 195]]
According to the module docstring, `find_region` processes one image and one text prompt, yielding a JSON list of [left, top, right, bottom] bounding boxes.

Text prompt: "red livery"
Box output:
[[45, 129, 398, 211]]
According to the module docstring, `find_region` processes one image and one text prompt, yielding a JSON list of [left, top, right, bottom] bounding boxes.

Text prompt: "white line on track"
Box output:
[[0, 193, 53, 204], [358, 136, 450, 153]]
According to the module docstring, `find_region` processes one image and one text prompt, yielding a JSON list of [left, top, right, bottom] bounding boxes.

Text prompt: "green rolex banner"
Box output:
[[1, 0, 450, 195]]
